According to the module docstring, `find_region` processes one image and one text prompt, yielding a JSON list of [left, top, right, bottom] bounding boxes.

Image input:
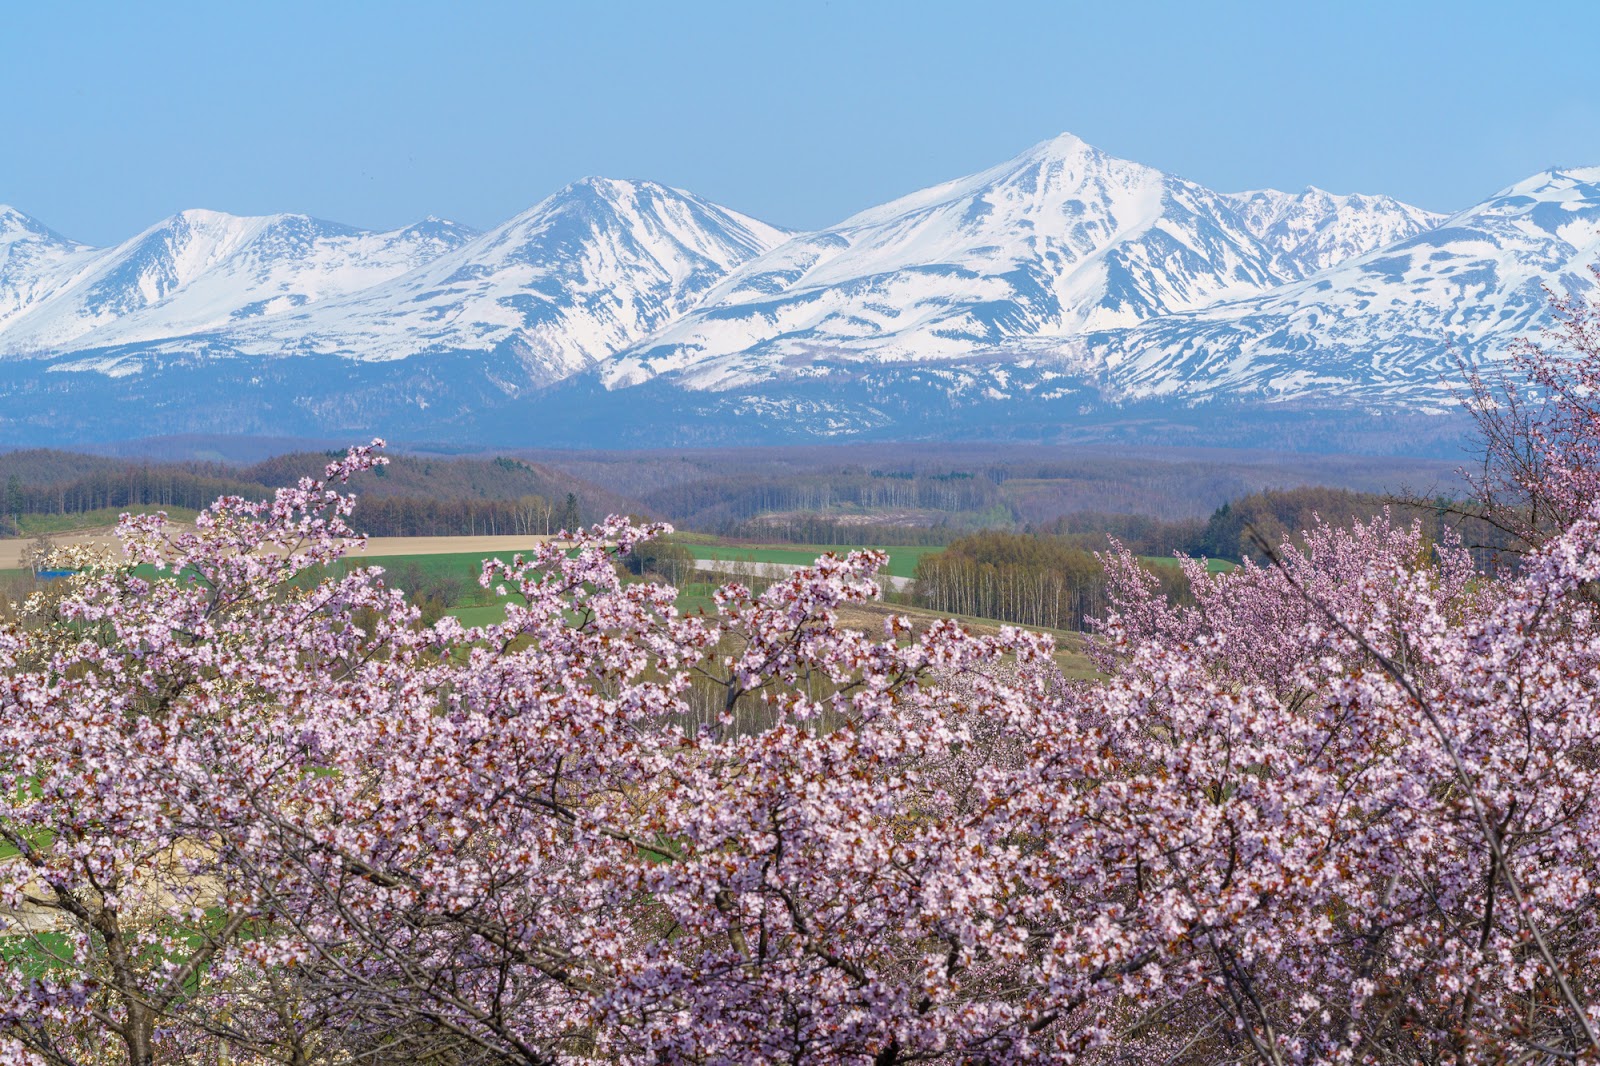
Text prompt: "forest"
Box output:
[[1, 436, 1465, 553], [0, 450, 627, 537]]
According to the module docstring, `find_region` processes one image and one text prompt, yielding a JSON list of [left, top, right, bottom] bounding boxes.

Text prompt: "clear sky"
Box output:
[[5, 0, 1598, 245]]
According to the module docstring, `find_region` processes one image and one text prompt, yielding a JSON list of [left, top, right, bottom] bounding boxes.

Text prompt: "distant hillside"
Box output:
[[518, 442, 1466, 541], [0, 449, 645, 538]]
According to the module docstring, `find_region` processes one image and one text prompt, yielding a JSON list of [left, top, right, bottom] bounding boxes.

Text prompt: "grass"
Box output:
[[10, 506, 202, 537], [336, 549, 543, 626], [334, 547, 690, 626], [343, 548, 543, 584], [446, 602, 518, 626], [0, 930, 73, 976], [1140, 554, 1237, 574], [671, 581, 722, 615]]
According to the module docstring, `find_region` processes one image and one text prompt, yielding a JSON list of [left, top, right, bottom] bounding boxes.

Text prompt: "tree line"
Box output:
[[0, 450, 615, 538], [911, 530, 1189, 631], [1039, 484, 1518, 565], [908, 484, 1519, 632], [346, 492, 581, 537]]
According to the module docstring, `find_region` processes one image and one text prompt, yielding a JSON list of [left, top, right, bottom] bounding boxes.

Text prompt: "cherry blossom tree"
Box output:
[[1460, 267, 1600, 553], [1093, 505, 1600, 1062], [4, 434, 1600, 1065], [0, 443, 416, 1066]]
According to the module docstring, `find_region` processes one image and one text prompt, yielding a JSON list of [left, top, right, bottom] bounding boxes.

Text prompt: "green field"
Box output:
[[344, 549, 543, 585], [9, 538, 1234, 631], [1139, 554, 1238, 574], [445, 602, 520, 626], [345, 548, 719, 625], [344, 543, 936, 625], [338, 550, 541, 626], [8, 506, 202, 537]]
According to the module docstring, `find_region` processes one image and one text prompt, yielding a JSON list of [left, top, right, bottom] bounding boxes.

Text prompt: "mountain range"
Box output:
[[1, 132, 1595, 451]]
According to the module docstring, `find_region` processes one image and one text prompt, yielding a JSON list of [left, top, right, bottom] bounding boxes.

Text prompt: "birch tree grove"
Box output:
[[912, 532, 1114, 630]]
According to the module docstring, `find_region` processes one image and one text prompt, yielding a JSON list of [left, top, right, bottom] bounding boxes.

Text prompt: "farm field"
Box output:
[[344, 545, 553, 583], [0, 531, 563, 571], [351, 544, 926, 626], [1140, 554, 1237, 574], [0, 531, 123, 569], [338, 541, 1099, 675], [8, 505, 203, 538], [677, 537, 938, 579], [1, 530, 1097, 677], [354, 534, 559, 558]]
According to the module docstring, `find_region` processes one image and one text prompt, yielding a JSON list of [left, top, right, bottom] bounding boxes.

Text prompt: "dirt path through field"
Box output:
[[0, 531, 563, 571], [0, 531, 122, 569]]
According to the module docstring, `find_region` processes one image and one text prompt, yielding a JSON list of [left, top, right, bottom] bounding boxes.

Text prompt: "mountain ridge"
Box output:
[[0, 135, 1594, 450]]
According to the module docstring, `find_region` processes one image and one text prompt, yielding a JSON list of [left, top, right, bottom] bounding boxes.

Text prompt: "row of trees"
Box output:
[[911, 530, 1185, 630], [348, 492, 581, 537], [0, 451, 611, 538], [2, 465, 262, 520], [636, 470, 1007, 534]]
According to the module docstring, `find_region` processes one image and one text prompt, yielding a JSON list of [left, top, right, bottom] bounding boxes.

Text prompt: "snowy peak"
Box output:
[[1085, 161, 1600, 406], [820, 132, 1171, 273], [603, 132, 1306, 388], [79, 210, 285, 316], [0, 206, 98, 332], [395, 215, 481, 245], [465, 176, 789, 276], [0, 205, 82, 249], [208, 177, 795, 384], [832, 131, 1119, 228], [1225, 186, 1446, 277], [1489, 165, 1600, 201], [0, 208, 480, 355]]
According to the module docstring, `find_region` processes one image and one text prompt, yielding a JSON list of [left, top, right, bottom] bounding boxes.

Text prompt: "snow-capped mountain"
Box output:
[[0, 134, 1593, 450], [1081, 166, 1600, 406], [1, 206, 99, 332], [600, 134, 1446, 392], [1224, 187, 1446, 278], [211, 177, 794, 385], [603, 135, 1282, 389], [0, 208, 477, 358]]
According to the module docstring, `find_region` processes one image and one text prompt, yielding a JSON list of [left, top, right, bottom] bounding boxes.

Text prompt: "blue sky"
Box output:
[[5, 1, 1598, 244]]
